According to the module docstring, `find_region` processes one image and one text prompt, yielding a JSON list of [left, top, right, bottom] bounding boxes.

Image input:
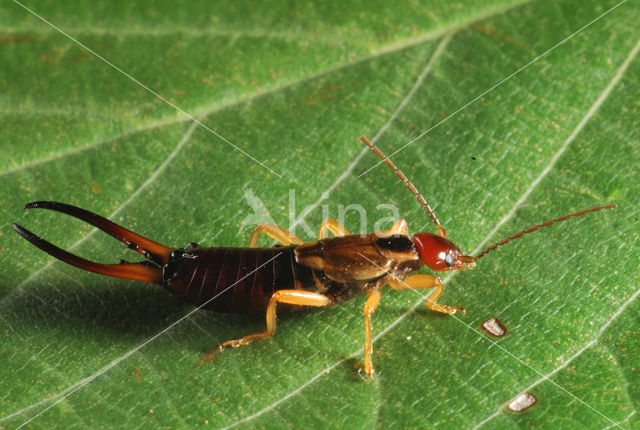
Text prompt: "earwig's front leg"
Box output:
[[317, 218, 350, 239], [383, 218, 409, 236], [248, 223, 304, 247], [389, 274, 465, 315], [216, 290, 333, 351], [363, 290, 381, 379]]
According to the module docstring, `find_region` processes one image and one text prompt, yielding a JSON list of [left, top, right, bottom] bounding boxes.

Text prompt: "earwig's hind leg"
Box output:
[[317, 218, 350, 239], [199, 291, 331, 364], [221, 290, 332, 347], [248, 223, 304, 247], [389, 274, 465, 315], [363, 290, 381, 379], [204, 290, 333, 362]]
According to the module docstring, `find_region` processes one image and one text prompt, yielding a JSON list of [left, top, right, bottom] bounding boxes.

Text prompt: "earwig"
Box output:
[[12, 136, 616, 378]]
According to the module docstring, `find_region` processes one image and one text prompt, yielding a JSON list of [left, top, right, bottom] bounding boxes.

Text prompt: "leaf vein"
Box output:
[[2, 0, 530, 178]]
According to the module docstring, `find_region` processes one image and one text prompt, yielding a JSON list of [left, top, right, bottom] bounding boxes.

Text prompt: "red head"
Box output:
[[412, 233, 474, 272]]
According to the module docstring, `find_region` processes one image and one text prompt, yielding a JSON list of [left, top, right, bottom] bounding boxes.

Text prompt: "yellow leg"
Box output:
[[384, 218, 409, 236], [218, 290, 332, 350], [317, 218, 350, 239], [363, 290, 381, 379], [388, 274, 465, 315], [248, 223, 304, 247]]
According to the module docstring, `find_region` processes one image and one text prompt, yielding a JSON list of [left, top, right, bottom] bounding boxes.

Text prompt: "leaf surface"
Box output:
[[1, 0, 638, 428]]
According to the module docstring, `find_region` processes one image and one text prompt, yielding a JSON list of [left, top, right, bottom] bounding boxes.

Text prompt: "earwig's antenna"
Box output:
[[470, 204, 617, 261], [360, 136, 447, 237]]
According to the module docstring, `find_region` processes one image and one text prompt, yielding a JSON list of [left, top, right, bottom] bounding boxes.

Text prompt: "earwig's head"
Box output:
[[412, 233, 473, 272]]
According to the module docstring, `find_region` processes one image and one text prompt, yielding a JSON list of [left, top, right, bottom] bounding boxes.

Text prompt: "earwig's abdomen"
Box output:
[[162, 246, 316, 313]]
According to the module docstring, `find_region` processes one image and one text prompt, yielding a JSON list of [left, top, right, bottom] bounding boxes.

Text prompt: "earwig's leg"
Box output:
[[384, 219, 408, 236], [248, 223, 304, 247], [363, 289, 381, 379], [317, 218, 350, 239], [216, 290, 332, 350], [389, 274, 465, 315]]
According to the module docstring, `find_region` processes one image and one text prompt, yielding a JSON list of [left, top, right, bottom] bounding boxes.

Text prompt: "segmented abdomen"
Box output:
[[162, 246, 316, 313]]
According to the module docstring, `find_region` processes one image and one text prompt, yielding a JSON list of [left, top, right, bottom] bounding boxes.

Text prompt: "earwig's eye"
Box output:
[[445, 253, 453, 267]]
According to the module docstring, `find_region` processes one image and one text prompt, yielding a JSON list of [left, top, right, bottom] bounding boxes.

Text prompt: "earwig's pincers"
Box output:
[[12, 201, 172, 284]]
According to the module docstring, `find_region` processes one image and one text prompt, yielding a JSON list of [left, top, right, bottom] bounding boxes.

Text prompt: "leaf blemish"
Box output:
[[481, 317, 507, 337], [507, 392, 537, 412]]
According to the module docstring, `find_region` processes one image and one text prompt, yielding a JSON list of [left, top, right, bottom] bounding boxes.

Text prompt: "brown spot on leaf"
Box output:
[[303, 84, 342, 104], [474, 24, 527, 50], [72, 53, 89, 62], [0, 34, 34, 45]]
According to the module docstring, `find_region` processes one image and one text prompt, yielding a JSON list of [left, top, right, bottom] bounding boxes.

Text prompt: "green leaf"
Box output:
[[1, 0, 638, 428]]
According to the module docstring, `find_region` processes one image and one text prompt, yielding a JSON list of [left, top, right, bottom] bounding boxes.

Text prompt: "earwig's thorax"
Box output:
[[373, 234, 422, 278]]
